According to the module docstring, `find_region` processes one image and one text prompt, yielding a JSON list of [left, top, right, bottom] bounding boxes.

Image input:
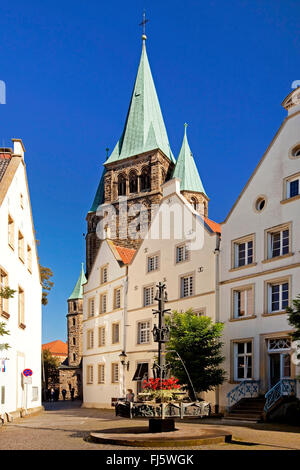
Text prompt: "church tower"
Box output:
[[86, 34, 175, 276], [66, 263, 86, 367], [173, 124, 209, 217], [59, 264, 87, 399]]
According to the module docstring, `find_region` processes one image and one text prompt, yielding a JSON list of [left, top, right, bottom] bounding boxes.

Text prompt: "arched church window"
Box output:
[[129, 171, 138, 193], [190, 197, 198, 211], [141, 167, 150, 191], [73, 302, 77, 311], [118, 174, 127, 196]]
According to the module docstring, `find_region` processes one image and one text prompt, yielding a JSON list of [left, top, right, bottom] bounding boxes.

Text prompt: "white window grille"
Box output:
[[234, 341, 252, 380], [138, 321, 151, 344], [176, 244, 189, 263], [180, 275, 194, 298], [268, 282, 289, 313], [143, 286, 154, 306], [147, 255, 159, 272]]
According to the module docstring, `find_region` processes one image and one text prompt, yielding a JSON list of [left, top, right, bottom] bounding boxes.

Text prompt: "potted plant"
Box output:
[[142, 377, 183, 403]]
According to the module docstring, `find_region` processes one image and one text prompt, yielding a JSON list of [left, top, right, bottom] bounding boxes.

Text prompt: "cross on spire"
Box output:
[[139, 11, 149, 39]]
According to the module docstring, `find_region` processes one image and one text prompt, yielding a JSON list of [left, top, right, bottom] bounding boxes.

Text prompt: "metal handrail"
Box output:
[[264, 379, 297, 412], [227, 380, 260, 410]]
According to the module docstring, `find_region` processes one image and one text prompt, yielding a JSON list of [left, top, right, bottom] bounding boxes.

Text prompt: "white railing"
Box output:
[[264, 379, 297, 413]]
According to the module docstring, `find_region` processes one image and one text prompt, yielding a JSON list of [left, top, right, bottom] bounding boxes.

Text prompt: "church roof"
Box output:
[[89, 167, 106, 213], [105, 39, 175, 165], [173, 124, 207, 195], [68, 263, 87, 300]]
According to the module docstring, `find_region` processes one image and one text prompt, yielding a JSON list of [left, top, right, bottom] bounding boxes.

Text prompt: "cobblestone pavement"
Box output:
[[0, 401, 300, 450]]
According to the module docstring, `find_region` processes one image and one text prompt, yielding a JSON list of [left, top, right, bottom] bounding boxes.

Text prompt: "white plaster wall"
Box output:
[[219, 109, 300, 411], [0, 159, 42, 415]]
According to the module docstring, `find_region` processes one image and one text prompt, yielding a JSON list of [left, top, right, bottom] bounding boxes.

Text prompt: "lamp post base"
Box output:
[[148, 418, 175, 433]]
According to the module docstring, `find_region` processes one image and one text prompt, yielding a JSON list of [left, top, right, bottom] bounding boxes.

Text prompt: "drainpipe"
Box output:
[[214, 232, 221, 414]]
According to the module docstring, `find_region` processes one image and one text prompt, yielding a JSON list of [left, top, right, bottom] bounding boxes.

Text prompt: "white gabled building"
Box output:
[[0, 139, 42, 420], [82, 239, 135, 408], [219, 88, 300, 415]]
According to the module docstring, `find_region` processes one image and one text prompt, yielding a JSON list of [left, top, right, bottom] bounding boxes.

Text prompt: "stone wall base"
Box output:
[[0, 406, 44, 424]]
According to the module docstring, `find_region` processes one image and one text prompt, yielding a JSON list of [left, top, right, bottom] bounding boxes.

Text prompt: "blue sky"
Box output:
[[0, 0, 299, 343]]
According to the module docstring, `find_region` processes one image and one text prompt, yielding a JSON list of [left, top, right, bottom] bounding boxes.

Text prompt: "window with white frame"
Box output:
[[87, 365, 94, 384], [143, 286, 154, 306], [88, 298, 95, 317], [112, 323, 120, 344], [111, 363, 119, 383], [114, 288, 121, 309], [18, 231, 24, 262], [101, 266, 108, 284], [137, 321, 151, 344], [98, 326, 106, 347], [234, 239, 253, 268], [87, 329, 94, 349], [267, 227, 289, 259], [98, 364, 105, 384], [180, 275, 194, 298], [286, 176, 300, 199], [100, 293, 107, 314], [267, 281, 289, 313], [8, 215, 14, 249], [147, 254, 159, 272], [176, 244, 189, 263], [233, 287, 254, 318], [234, 341, 253, 380]]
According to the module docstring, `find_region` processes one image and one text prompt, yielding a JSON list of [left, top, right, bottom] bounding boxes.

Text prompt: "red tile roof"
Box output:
[[203, 216, 221, 233], [114, 244, 136, 265], [42, 340, 68, 356]]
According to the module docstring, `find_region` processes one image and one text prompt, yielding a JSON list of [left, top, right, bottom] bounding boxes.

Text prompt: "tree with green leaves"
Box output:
[[166, 309, 226, 397], [39, 265, 54, 306], [42, 349, 60, 389], [287, 295, 300, 341], [287, 295, 300, 373]]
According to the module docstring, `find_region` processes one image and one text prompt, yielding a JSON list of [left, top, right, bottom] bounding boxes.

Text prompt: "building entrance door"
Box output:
[[267, 338, 291, 390]]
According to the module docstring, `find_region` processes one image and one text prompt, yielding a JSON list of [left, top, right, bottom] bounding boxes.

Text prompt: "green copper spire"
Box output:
[[68, 263, 87, 300], [89, 167, 106, 213], [106, 38, 175, 164], [173, 124, 207, 195]]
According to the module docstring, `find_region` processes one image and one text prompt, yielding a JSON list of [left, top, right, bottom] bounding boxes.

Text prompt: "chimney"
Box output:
[[12, 138, 25, 158]]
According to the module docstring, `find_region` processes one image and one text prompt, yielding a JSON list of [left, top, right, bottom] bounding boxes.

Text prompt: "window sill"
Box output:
[[229, 263, 257, 272], [229, 315, 257, 322], [19, 323, 26, 330], [1, 311, 10, 320], [281, 194, 300, 205], [262, 311, 287, 317], [262, 253, 294, 264]]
